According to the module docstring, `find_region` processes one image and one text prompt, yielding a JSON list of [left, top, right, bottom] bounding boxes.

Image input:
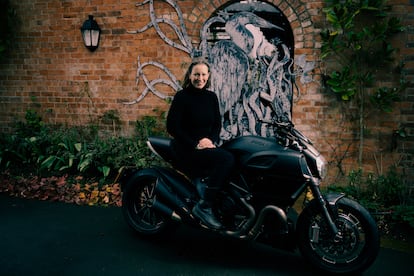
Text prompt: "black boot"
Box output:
[[192, 199, 222, 230]]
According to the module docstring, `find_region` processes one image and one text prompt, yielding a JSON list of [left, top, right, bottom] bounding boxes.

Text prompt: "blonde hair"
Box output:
[[182, 58, 211, 89]]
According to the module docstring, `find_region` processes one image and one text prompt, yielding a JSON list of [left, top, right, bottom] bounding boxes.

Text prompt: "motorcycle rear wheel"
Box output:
[[296, 197, 380, 275], [122, 169, 176, 236]]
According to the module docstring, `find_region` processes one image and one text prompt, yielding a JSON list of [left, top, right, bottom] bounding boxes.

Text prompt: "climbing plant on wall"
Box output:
[[321, 0, 407, 166]]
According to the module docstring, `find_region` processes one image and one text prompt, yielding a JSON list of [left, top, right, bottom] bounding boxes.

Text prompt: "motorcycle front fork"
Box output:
[[307, 178, 342, 242]]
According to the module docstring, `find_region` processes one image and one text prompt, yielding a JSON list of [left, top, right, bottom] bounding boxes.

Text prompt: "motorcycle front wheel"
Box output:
[[296, 197, 380, 275], [122, 169, 176, 236]]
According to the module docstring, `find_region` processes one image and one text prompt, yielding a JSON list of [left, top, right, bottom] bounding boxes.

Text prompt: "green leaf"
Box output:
[[99, 166, 111, 178], [396, 129, 407, 138], [68, 155, 74, 168], [58, 142, 68, 150], [40, 156, 57, 169], [78, 158, 91, 172], [74, 143, 82, 152]]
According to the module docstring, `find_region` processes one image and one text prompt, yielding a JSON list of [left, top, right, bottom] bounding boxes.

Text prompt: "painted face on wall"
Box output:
[[245, 24, 276, 59], [190, 64, 210, 90]]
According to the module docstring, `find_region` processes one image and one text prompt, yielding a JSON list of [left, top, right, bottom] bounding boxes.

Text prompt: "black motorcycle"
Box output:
[[120, 118, 380, 275]]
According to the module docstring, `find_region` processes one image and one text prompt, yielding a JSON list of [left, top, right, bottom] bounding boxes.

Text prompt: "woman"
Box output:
[[167, 59, 234, 230]]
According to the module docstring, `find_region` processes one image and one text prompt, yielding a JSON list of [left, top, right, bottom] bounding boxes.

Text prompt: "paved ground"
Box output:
[[1, 194, 413, 276]]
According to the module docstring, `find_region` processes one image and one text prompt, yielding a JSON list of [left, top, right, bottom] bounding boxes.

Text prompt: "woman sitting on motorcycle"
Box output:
[[166, 59, 235, 230]]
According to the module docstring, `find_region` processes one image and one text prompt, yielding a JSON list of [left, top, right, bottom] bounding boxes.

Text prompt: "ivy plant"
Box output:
[[321, 0, 407, 165]]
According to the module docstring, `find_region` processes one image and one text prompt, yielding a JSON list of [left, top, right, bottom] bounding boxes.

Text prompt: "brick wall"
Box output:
[[397, 0, 414, 189], [0, 0, 413, 186]]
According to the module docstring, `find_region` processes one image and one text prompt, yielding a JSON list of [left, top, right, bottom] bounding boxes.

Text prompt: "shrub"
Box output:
[[328, 167, 407, 209], [0, 110, 168, 183], [327, 167, 413, 237]]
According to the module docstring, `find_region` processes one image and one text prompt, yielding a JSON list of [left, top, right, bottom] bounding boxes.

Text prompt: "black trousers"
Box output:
[[175, 147, 235, 192]]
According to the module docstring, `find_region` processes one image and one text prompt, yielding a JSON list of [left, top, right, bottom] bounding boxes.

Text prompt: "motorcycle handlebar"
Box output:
[[259, 119, 293, 129]]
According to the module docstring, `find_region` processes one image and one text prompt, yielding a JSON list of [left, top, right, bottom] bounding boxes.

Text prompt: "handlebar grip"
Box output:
[[259, 119, 292, 128]]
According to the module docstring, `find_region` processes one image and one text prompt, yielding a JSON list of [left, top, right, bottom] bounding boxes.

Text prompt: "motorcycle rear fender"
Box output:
[[118, 166, 140, 191]]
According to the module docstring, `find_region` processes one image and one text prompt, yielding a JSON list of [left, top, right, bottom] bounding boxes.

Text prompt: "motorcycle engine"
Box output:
[[218, 193, 238, 216]]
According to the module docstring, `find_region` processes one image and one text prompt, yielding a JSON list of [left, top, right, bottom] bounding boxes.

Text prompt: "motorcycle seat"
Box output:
[[148, 136, 210, 192]]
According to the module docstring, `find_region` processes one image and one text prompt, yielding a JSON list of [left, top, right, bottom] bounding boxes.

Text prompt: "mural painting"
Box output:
[[126, 0, 314, 142]]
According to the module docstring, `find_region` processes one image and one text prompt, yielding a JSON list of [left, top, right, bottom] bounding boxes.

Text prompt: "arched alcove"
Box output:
[[195, 0, 297, 140]]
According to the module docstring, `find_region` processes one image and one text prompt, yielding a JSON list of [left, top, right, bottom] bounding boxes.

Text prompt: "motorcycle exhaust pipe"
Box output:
[[244, 205, 288, 240], [223, 197, 256, 238], [158, 168, 194, 199], [152, 198, 181, 221], [155, 178, 191, 216]]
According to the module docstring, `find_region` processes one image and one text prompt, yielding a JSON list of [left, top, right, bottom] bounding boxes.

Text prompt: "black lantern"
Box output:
[[80, 15, 101, 52]]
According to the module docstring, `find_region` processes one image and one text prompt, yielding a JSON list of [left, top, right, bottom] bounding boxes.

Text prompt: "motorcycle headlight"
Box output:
[[316, 155, 327, 180]]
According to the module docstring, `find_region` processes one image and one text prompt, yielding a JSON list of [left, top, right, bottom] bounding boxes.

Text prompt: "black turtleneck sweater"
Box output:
[[167, 85, 221, 151]]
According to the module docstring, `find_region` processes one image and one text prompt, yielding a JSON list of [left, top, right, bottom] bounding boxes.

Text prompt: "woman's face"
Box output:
[[189, 63, 210, 90]]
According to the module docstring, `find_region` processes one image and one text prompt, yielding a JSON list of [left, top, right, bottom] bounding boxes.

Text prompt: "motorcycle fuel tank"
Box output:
[[222, 136, 305, 175], [222, 136, 308, 200]]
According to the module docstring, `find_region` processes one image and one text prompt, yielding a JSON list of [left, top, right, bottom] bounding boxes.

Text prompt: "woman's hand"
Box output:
[[196, 138, 216, 149]]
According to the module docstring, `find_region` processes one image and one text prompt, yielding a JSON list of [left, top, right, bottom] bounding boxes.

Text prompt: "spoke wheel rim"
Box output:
[[127, 177, 166, 231]]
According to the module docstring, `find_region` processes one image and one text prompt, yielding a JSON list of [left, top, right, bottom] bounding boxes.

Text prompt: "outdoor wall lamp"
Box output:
[[80, 15, 101, 52]]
